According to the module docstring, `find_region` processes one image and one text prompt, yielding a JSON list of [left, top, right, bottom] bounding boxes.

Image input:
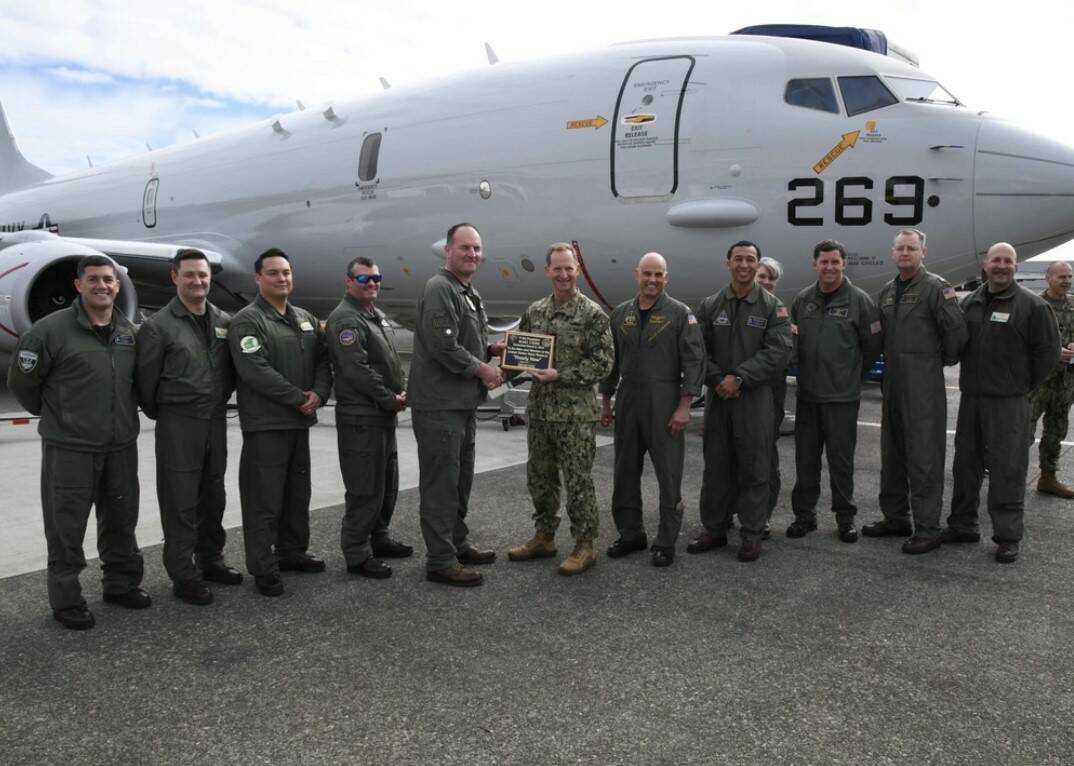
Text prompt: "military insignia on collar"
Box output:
[[338, 329, 357, 346], [17, 350, 38, 373], [747, 315, 768, 329], [114, 334, 135, 345], [239, 335, 262, 354], [715, 311, 730, 326]]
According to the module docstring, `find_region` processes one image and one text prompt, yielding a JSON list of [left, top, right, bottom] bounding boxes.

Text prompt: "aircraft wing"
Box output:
[[65, 237, 225, 282]]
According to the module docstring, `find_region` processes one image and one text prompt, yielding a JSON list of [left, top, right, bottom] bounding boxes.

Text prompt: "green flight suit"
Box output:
[[600, 293, 706, 548], [948, 284, 1059, 543], [7, 299, 143, 610], [1029, 290, 1074, 473], [877, 268, 967, 540], [518, 292, 614, 543], [695, 285, 792, 542], [789, 278, 882, 525], [325, 293, 406, 567], [407, 269, 492, 571], [136, 297, 234, 587], [229, 295, 332, 577]]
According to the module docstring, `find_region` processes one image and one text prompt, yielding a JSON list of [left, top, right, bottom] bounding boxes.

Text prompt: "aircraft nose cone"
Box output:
[[975, 119, 1074, 260]]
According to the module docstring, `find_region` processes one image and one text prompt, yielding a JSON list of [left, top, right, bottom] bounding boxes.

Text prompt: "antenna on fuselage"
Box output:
[[296, 99, 306, 111], [145, 142, 152, 152], [192, 128, 200, 139], [379, 77, 391, 90], [86, 155, 93, 168], [484, 42, 499, 65]]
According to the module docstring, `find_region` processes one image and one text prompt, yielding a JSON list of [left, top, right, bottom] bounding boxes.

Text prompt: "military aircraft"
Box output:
[[1, 27, 1073, 351]]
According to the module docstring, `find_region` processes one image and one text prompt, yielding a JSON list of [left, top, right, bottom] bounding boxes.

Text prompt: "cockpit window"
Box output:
[[885, 76, 961, 106], [838, 76, 899, 116], [784, 78, 839, 114]]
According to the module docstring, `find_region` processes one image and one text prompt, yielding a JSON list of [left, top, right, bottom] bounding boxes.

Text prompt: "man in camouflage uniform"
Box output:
[[1029, 261, 1074, 497], [506, 243, 614, 576], [600, 252, 706, 568], [862, 229, 967, 555]]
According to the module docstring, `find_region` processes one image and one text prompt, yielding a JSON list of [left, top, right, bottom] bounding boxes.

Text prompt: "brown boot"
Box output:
[[508, 531, 557, 561], [558, 540, 596, 576], [1037, 472, 1074, 498]]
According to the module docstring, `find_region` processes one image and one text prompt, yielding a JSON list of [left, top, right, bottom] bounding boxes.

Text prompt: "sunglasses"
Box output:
[[349, 273, 383, 284]]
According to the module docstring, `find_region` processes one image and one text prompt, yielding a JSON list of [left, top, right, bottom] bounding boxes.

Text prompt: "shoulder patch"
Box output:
[[870, 320, 882, 335], [338, 329, 357, 346], [239, 335, 262, 354], [775, 306, 789, 319], [687, 313, 698, 325], [943, 287, 958, 301], [17, 350, 38, 373]]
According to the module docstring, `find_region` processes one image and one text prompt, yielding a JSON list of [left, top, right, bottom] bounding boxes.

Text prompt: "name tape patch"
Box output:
[[747, 315, 768, 330], [990, 312, 1010, 323], [299, 320, 314, 332]]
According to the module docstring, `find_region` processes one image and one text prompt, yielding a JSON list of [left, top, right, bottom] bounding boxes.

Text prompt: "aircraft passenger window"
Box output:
[[885, 77, 961, 106], [838, 76, 899, 117], [358, 132, 381, 181], [784, 79, 839, 114]]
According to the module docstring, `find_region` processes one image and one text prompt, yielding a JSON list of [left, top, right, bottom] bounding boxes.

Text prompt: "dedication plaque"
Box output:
[[501, 331, 555, 372]]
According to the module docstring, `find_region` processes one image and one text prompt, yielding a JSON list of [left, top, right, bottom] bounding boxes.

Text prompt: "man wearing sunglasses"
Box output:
[[325, 257, 412, 580]]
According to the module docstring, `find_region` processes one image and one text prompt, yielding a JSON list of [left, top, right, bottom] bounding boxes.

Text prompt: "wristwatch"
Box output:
[[734, 375, 743, 388]]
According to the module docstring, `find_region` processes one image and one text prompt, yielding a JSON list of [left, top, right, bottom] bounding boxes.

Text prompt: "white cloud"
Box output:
[[43, 66, 115, 85]]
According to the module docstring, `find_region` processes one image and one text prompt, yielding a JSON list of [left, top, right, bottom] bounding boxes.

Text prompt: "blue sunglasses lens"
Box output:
[[353, 274, 383, 284]]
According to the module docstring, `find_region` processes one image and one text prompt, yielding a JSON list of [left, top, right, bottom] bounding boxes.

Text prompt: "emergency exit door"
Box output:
[[611, 56, 695, 198]]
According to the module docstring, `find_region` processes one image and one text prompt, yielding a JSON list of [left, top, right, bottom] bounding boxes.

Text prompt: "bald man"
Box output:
[[600, 252, 706, 567], [1029, 260, 1074, 497], [944, 243, 1059, 563]]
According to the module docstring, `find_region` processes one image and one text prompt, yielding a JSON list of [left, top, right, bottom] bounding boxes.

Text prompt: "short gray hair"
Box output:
[[758, 256, 783, 282]]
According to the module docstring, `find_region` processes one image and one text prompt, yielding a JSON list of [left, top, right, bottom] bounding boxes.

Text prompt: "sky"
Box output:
[[2, 0, 1073, 253]]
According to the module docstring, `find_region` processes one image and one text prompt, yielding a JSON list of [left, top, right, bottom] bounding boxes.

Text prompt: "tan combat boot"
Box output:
[[557, 540, 596, 576], [1037, 472, 1074, 498], [508, 531, 557, 561]]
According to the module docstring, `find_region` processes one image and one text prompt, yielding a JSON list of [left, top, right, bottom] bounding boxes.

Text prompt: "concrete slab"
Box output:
[[2, 370, 1074, 763]]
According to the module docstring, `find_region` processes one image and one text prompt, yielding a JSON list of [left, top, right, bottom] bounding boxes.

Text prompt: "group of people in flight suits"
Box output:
[[7, 223, 1071, 630]]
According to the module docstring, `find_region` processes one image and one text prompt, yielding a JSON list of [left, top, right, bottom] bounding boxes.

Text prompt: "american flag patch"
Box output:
[[943, 287, 957, 300], [870, 320, 882, 335], [775, 306, 789, 319], [687, 313, 698, 325], [791, 323, 799, 336]]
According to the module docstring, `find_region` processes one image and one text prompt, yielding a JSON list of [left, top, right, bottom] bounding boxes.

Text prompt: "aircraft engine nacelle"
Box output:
[[0, 232, 138, 354]]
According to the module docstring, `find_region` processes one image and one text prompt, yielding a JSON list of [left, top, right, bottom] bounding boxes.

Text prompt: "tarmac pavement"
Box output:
[[3, 375, 1074, 764]]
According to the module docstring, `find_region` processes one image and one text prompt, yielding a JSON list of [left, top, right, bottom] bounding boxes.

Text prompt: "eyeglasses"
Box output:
[[349, 273, 383, 284]]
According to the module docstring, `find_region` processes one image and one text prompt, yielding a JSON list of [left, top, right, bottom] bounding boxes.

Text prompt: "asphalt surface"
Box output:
[[3, 378, 1074, 764]]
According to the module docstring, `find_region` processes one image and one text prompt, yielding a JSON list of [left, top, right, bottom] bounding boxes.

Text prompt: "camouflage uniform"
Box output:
[[518, 292, 614, 542], [1029, 290, 1074, 473]]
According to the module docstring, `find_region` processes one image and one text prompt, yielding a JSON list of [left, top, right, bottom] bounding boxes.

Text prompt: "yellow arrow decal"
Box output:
[[812, 131, 861, 174], [566, 116, 609, 130]]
